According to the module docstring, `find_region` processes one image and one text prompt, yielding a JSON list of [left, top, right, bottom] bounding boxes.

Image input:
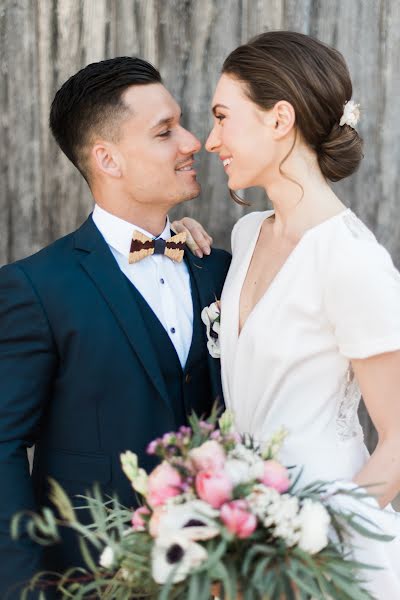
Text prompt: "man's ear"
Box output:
[[92, 142, 122, 178], [266, 100, 296, 140]]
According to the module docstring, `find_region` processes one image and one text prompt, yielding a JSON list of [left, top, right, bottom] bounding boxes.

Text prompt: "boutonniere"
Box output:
[[201, 301, 221, 358]]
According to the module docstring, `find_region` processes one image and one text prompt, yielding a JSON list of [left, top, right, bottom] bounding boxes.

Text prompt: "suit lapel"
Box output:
[[184, 250, 218, 313], [184, 250, 223, 406], [74, 216, 172, 413]]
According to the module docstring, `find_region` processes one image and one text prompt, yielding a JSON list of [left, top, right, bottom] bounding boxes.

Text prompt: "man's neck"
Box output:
[[95, 202, 168, 238]]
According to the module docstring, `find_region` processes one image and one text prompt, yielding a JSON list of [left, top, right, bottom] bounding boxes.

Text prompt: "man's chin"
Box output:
[[178, 183, 201, 204]]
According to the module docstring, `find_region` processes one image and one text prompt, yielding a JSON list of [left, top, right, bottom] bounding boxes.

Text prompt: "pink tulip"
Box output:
[[220, 500, 257, 538], [189, 440, 226, 472], [147, 462, 182, 507], [131, 506, 150, 530], [195, 470, 233, 508], [260, 460, 290, 493]]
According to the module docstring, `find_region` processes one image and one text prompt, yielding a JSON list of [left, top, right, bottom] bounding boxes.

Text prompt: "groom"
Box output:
[[0, 57, 230, 597]]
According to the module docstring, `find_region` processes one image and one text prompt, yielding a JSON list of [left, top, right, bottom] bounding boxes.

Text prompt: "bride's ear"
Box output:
[[266, 100, 296, 140]]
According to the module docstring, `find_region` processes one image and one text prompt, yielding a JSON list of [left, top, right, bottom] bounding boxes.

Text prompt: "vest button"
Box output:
[[185, 373, 192, 384]]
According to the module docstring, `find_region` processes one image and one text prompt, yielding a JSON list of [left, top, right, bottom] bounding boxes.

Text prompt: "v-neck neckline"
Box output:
[[236, 208, 351, 340]]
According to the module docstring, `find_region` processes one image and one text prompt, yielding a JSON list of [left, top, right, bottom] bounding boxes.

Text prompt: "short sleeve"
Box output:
[[324, 238, 400, 359]]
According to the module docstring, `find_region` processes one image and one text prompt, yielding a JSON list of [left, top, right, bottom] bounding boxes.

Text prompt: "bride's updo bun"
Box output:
[[222, 31, 363, 182], [318, 122, 363, 182]]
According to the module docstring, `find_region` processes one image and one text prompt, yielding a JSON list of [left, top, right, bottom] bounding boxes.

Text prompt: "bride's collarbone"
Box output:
[[239, 238, 296, 331], [244, 238, 297, 292]]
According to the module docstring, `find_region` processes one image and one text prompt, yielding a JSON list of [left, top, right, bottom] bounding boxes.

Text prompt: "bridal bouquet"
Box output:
[[14, 409, 388, 599]]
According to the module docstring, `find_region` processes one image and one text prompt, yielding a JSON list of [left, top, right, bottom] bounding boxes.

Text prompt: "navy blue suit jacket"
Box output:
[[0, 215, 231, 597]]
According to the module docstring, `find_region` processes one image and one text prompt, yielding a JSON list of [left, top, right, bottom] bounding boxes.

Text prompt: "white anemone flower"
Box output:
[[156, 500, 220, 541], [152, 532, 208, 584]]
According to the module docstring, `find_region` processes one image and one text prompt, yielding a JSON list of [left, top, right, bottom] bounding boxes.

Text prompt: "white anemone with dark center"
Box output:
[[151, 532, 208, 584], [157, 499, 220, 541]]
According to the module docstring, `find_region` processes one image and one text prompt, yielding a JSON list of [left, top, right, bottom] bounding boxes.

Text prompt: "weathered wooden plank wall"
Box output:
[[1, 0, 400, 453]]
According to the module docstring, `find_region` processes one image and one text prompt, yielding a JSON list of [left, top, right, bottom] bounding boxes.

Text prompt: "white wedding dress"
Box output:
[[220, 208, 400, 598]]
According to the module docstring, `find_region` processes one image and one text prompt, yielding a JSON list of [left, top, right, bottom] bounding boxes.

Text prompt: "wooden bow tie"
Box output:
[[129, 230, 187, 264]]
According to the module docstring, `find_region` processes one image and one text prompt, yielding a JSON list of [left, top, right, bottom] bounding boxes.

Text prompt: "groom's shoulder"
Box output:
[[202, 247, 231, 278]]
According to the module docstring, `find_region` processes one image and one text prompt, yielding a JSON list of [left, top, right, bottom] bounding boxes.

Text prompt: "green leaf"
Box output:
[[287, 564, 323, 599], [210, 560, 235, 600], [251, 556, 272, 586], [281, 571, 297, 600], [48, 477, 77, 523], [346, 516, 394, 542], [78, 536, 99, 573], [188, 573, 200, 600]]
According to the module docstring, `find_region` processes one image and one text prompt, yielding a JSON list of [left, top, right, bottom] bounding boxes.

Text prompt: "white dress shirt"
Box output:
[[92, 204, 193, 368]]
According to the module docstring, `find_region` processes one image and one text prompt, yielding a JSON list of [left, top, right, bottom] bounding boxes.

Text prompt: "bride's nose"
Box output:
[[205, 125, 220, 153]]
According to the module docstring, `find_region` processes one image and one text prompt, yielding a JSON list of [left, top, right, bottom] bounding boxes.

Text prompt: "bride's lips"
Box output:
[[220, 156, 233, 171]]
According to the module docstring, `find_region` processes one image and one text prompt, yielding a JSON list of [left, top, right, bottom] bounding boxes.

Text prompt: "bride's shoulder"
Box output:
[[324, 209, 399, 288], [335, 210, 376, 244], [231, 210, 273, 251], [331, 210, 386, 260]]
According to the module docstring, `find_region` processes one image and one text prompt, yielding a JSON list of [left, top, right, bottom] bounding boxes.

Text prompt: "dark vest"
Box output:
[[124, 258, 213, 427]]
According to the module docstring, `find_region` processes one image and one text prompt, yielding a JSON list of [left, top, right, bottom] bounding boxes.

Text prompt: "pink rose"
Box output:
[[147, 462, 182, 507], [189, 441, 226, 472], [260, 460, 290, 493], [149, 506, 166, 537], [220, 500, 257, 538], [195, 470, 232, 508], [131, 506, 150, 531]]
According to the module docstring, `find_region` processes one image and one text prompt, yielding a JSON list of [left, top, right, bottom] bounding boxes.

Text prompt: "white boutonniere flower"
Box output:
[[201, 300, 221, 358]]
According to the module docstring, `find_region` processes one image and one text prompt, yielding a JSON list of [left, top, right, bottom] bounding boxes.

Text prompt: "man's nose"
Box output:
[[180, 128, 202, 154], [205, 125, 220, 153]]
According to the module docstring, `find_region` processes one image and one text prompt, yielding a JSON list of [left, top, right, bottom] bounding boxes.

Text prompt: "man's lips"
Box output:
[[175, 160, 196, 174]]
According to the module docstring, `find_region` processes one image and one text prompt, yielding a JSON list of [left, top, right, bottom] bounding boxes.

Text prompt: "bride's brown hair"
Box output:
[[222, 31, 363, 205]]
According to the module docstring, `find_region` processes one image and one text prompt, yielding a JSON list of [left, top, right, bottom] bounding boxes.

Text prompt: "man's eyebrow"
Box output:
[[212, 103, 229, 115], [150, 112, 183, 131]]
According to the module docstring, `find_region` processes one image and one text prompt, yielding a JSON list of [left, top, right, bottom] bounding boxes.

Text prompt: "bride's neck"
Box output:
[[261, 154, 346, 240]]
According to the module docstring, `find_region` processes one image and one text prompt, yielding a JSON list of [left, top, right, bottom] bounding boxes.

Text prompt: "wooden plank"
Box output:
[[0, 3, 10, 264], [2, 0, 42, 262]]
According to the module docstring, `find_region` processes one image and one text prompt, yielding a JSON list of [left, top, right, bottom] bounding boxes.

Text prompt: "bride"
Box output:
[[174, 31, 400, 598]]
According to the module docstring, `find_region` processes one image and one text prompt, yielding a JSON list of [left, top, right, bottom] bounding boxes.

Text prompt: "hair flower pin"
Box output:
[[339, 100, 361, 129]]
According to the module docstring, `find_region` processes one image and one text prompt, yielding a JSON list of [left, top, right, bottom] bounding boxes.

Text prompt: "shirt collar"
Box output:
[[92, 204, 171, 258]]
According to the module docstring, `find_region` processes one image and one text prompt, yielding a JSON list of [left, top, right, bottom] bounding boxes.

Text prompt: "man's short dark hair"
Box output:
[[49, 56, 162, 182]]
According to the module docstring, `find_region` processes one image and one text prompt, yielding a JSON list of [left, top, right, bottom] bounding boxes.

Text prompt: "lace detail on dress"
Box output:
[[336, 365, 363, 442], [342, 212, 374, 240]]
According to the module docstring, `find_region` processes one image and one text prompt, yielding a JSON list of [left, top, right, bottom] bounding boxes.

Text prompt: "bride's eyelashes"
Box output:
[[215, 114, 226, 123]]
